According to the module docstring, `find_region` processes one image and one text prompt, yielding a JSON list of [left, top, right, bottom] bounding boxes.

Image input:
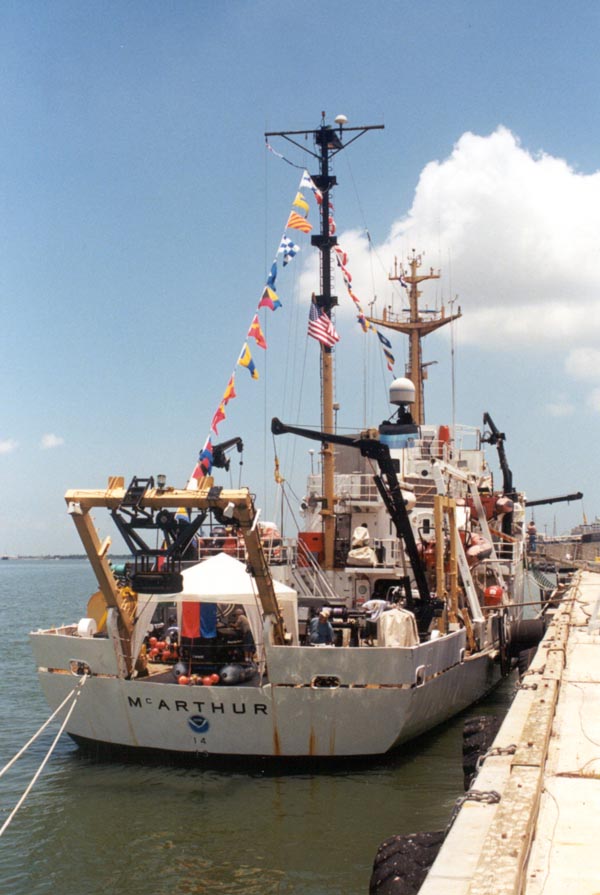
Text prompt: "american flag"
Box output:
[[308, 301, 340, 348]]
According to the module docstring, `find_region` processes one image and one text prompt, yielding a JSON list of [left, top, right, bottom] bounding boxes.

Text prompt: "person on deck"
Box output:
[[232, 607, 256, 661], [309, 608, 334, 645]]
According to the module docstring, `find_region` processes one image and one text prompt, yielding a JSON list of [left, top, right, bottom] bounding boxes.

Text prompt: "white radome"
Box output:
[[389, 377, 416, 406]]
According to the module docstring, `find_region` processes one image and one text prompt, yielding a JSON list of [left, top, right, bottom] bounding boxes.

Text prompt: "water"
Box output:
[[0, 560, 518, 895]]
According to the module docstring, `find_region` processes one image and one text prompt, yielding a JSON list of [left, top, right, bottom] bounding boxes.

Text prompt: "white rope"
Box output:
[[0, 675, 88, 838], [0, 683, 82, 781]]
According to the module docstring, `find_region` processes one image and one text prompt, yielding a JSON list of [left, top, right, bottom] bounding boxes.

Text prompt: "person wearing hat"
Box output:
[[308, 608, 334, 645]]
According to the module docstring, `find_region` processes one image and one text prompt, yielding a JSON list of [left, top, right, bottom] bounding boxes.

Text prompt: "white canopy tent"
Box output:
[[133, 552, 298, 663]]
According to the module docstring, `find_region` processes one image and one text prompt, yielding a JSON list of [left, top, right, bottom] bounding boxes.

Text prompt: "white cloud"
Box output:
[[545, 401, 575, 417], [309, 128, 600, 338], [0, 439, 18, 454], [296, 127, 600, 407], [564, 347, 600, 382], [587, 389, 600, 412], [40, 433, 65, 450]]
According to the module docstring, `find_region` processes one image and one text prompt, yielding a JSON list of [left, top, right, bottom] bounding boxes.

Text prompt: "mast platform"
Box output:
[[418, 568, 600, 894]]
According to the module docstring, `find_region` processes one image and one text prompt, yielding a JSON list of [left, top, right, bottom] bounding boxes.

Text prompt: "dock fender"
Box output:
[[498, 609, 512, 677], [369, 830, 445, 895], [462, 715, 502, 789], [517, 646, 538, 677], [508, 618, 545, 658]]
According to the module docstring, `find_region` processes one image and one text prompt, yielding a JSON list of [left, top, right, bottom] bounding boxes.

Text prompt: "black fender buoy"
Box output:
[[369, 830, 445, 895], [462, 715, 502, 789], [508, 618, 545, 658], [498, 610, 512, 676], [517, 647, 538, 677]]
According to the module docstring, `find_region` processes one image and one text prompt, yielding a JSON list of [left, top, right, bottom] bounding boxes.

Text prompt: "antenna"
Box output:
[[265, 115, 384, 570], [367, 251, 461, 425]]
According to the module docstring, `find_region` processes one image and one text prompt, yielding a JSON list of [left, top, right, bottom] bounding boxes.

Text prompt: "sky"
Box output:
[[2, 0, 600, 554]]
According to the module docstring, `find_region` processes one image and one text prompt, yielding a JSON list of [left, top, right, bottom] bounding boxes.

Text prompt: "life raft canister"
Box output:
[[435, 425, 451, 458], [484, 584, 504, 606]]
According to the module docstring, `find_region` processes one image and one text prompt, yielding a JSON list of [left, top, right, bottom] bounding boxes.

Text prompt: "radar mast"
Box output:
[[368, 251, 461, 425]]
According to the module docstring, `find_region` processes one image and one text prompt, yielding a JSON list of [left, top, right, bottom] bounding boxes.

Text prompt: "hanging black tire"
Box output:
[[462, 715, 502, 789], [369, 830, 445, 895]]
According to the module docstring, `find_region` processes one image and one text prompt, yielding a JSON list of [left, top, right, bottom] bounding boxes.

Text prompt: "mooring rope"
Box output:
[[0, 675, 88, 837], [0, 681, 84, 781]]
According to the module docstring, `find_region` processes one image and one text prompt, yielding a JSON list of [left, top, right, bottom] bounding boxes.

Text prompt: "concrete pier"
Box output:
[[418, 570, 600, 895]]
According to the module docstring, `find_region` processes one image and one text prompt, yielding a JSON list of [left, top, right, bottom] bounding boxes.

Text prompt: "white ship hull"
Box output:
[[31, 627, 500, 760]]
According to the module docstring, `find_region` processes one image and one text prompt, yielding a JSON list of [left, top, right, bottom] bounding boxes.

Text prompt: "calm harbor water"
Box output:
[[0, 560, 525, 895]]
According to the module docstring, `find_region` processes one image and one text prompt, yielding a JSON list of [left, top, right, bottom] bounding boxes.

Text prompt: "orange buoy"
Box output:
[[177, 675, 190, 685], [201, 675, 213, 686], [209, 673, 220, 684]]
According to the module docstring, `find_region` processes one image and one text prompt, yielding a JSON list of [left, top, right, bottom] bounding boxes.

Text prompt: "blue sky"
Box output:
[[2, 0, 600, 553]]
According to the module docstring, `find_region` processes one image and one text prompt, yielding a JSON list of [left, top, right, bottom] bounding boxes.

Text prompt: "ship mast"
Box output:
[[368, 251, 461, 425], [265, 114, 383, 569]]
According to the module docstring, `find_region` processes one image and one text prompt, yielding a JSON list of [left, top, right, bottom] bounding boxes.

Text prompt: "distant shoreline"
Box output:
[[0, 555, 132, 561]]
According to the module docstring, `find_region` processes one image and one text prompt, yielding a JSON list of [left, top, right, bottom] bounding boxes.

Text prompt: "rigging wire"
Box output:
[[447, 249, 459, 434], [263, 144, 272, 514], [339, 153, 405, 424]]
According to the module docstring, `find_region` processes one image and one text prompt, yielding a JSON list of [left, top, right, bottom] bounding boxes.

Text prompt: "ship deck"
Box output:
[[418, 568, 600, 894]]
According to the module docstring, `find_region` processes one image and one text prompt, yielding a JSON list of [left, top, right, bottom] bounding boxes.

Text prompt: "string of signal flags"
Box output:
[[186, 150, 398, 487]]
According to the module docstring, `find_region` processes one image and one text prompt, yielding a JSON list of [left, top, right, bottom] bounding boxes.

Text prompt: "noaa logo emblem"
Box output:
[[188, 715, 210, 734]]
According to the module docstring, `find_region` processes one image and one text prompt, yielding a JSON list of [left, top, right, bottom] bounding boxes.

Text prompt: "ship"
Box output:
[[570, 517, 600, 543], [30, 115, 537, 763]]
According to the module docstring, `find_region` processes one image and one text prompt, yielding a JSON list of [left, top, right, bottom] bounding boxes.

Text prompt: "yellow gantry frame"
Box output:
[[65, 476, 287, 675], [434, 494, 459, 626]]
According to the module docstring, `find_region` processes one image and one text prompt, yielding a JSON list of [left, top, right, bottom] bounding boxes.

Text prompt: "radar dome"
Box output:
[[389, 378, 416, 406]]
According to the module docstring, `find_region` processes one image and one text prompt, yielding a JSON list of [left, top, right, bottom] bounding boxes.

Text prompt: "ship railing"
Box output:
[[539, 533, 582, 543], [339, 537, 405, 569], [306, 473, 384, 508], [371, 538, 405, 566], [197, 534, 285, 564], [289, 538, 338, 600], [480, 536, 522, 572], [408, 437, 452, 464], [401, 445, 487, 481]]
